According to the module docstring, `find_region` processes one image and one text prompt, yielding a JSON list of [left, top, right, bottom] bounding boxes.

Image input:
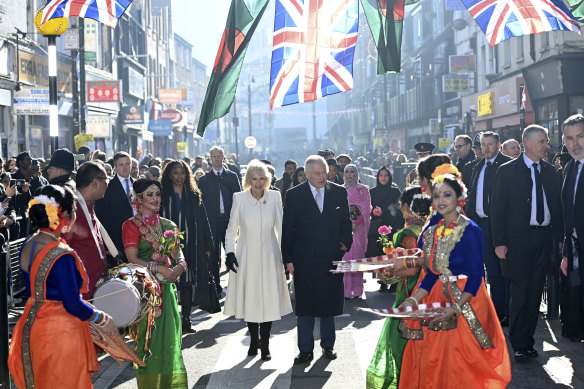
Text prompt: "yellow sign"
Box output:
[[176, 142, 187, 152], [34, 7, 68, 37], [19, 51, 72, 93], [478, 92, 494, 116], [438, 138, 452, 149], [74, 134, 95, 151]]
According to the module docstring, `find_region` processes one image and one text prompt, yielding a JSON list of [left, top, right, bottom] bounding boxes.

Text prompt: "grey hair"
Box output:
[[304, 155, 329, 175], [522, 125, 548, 142], [501, 139, 520, 149], [209, 145, 225, 156]]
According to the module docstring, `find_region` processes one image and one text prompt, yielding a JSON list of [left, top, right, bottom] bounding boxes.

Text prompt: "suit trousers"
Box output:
[[210, 215, 229, 291], [297, 316, 335, 352], [508, 226, 552, 351], [477, 218, 510, 317]]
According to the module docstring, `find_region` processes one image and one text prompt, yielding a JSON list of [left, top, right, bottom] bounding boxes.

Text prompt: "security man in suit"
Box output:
[[466, 131, 511, 326], [406, 142, 434, 186], [198, 145, 242, 294], [559, 114, 584, 342], [95, 151, 135, 264], [491, 125, 563, 362]]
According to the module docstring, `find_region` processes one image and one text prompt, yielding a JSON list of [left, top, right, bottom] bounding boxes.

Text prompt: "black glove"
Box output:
[[226, 252, 239, 273]]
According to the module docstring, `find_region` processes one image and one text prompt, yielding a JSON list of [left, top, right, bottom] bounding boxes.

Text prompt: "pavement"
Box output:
[[7, 271, 584, 389]]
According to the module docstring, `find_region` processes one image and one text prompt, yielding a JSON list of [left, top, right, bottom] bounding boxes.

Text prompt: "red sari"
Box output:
[[8, 241, 99, 389]]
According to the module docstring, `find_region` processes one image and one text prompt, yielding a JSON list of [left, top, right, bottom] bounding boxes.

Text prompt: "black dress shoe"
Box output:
[[514, 349, 529, 363], [181, 320, 196, 334], [499, 315, 509, 327], [526, 347, 538, 358], [322, 348, 337, 360], [294, 352, 314, 364]]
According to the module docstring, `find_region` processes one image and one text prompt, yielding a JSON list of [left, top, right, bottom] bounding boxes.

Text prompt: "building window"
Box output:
[[515, 37, 524, 61], [569, 96, 584, 115]]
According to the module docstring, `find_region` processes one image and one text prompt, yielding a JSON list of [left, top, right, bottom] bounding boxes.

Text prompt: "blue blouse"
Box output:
[[22, 243, 94, 321], [419, 219, 485, 296]]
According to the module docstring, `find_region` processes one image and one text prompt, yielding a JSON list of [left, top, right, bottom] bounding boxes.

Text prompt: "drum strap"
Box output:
[[75, 190, 119, 259]]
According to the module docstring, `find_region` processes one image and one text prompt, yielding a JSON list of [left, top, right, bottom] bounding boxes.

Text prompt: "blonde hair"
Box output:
[[243, 159, 272, 191]]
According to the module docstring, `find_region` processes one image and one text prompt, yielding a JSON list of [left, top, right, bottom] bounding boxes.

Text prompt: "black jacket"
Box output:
[[94, 175, 134, 255], [198, 169, 241, 235], [561, 159, 584, 275], [281, 181, 353, 316], [466, 153, 511, 221], [490, 154, 563, 277], [456, 150, 476, 183]]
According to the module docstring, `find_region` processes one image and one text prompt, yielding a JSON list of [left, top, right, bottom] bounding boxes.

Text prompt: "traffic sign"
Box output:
[[244, 136, 257, 148]]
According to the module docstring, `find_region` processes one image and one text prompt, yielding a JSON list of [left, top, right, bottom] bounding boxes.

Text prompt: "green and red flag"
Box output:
[[567, 0, 584, 25], [197, 0, 269, 136], [360, 0, 419, 74]]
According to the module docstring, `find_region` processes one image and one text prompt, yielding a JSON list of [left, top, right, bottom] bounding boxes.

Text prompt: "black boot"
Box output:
[[260, 322, 272, 361], [247, 322, 259, 356], [181, 286, 195, 334]]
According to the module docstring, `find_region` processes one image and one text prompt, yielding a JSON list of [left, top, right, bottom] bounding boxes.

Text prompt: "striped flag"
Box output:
[[41, 0, 134, 29]]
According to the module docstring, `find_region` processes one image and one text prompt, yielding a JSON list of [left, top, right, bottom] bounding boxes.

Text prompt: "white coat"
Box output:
[[223, 189, 293, 322]]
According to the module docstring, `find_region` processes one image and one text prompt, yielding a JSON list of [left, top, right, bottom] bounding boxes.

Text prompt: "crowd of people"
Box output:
[[3, 113, 584, 388]]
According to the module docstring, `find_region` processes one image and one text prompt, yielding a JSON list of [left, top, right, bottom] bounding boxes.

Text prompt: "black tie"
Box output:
[[482, 161, 492, 215], [564, 161, 580, 232], [533, 163, 544, 225]]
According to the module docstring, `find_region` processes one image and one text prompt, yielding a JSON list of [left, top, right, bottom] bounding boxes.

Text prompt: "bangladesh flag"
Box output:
[[196, 0, 269, 136], [567, 0, 584, 25], [360, 0, 419, 74]]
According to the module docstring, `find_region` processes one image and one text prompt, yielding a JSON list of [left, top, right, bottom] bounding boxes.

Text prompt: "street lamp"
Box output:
[[247, 75, 255, 159]]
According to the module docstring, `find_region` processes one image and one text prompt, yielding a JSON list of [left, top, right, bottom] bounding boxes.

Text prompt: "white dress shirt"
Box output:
[[308, 182, 324, 212], [117, 174, 136, 215], [214, 168, 225, 214], [475, 154, 498, 218], [523, 154, 551, 226]]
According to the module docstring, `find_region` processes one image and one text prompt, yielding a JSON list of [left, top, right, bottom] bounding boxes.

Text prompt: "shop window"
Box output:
[[569, 96, 584, 116]]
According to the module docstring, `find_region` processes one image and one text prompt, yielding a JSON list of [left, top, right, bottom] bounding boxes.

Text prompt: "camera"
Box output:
[[10, 179, 27, 187]]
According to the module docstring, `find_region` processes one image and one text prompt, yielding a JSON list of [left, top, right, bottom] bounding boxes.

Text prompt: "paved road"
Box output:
[[78, 271, 584, 389]]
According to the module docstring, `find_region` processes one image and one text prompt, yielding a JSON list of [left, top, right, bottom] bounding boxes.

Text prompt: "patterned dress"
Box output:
[[122, 215, 187, 389]]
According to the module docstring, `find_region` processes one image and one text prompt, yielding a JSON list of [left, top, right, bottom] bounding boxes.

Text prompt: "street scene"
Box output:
[[1, 0, 584, 388]]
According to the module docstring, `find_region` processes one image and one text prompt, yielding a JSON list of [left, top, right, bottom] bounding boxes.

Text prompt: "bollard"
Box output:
[[0, 250, 10, 388]]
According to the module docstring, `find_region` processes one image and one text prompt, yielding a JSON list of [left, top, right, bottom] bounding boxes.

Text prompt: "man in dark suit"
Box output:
[[491, 125, 563, 362], [198, 146, 241, 294], [282, 155, 353, 364], [95, 151, 135, 263], [559, 114, 584, 342], [462, 132, 483, 187], [454, 134, 476, 181], [466, 131, 511, 326]]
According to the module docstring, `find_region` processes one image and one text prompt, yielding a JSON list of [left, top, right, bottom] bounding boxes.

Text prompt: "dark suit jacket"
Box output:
[[561, 159, 584, 275], [94, 174, 134, 255], [198, 169, 241, 235], [456, 150, 476, 185], [281, 181, 353, 317], [466, 153, 511, 221], [491, 154, 563, 277], [462, 157, 480, 188]]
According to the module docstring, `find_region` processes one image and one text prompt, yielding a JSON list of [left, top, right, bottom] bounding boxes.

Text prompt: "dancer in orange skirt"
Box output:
[[8, 185, 116, 389], [399, 174, 511, 389]]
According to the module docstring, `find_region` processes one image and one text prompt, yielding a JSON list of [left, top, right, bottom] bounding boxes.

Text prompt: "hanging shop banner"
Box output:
[[158, 89, 182, 104], [84, 20, 98, 62], [148, 119, 172, 136], [13, 87, 50, 115], [87, 80, 120, 102], [122, 105, 145, 124], [18, 51, 72, 93], [87, 115, 111, 137]]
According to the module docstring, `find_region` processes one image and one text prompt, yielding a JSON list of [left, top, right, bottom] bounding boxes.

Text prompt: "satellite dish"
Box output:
[[453, 19, 467, 31]]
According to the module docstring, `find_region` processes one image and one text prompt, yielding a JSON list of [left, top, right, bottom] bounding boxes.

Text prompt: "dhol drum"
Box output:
[[92, 263, 160, 328]]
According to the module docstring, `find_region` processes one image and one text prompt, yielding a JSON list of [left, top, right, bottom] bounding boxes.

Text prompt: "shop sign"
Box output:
[[84, 20, 97, 62], [449, 55, 476, 73], [74, 133, 95, 151], [438, 138, 452, 149], [176, 142, 187, 152], [159, 109, 183, 124], [63, 28, 79, 50], [148, 119, 172, 136], [88, 80, 120, 102], [141, 130, 153, 142], [443, 74, 469, 92], [13, 87, 49, 115], [478, 92, 494, 116], [87, 115, 111, 137], [158, 89, 182, 104], [127, 67, 144, 98], [122, 105, 144, 124], [180, 88, 194, 106], [245, 136, 257, 148], [18, 51, 72, 92]]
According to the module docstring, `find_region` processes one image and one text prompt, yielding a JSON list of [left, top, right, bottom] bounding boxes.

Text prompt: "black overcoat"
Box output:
[[281, 181, 353, 317]]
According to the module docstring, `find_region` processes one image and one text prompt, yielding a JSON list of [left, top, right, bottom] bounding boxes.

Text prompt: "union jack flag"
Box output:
[[270, 0, 359, 109], [461, 0, 581, 46], [41, 0, 134, 29]]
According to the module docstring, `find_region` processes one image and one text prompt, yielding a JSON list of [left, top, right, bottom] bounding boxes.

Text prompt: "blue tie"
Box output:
[[532, 163, 544, 225], [125, 178, 131, 200]]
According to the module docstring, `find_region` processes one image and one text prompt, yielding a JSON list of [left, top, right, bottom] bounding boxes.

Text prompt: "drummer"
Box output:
[[405, 142, 435, 186], [62, 161, 109, 299]]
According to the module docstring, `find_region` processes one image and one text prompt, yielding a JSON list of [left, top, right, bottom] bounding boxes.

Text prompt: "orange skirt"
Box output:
[[399, 279, 511, 389], [9, 299, 99, 389]]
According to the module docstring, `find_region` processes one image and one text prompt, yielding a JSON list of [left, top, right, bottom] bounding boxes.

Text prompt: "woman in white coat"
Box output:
[[224, 160, 293, 361]]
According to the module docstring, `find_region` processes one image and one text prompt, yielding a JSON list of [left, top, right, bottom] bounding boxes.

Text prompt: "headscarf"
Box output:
[[343, 164, 359, 188], [375, 166, 393, 188]]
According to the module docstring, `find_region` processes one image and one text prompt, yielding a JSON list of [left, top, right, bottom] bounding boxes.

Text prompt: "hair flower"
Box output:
[[431, 163, 462, 180], [27, 195, 61, 231]]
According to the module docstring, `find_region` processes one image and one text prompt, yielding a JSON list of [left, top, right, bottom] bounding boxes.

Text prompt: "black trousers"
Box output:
[[560, 237, 584, 339], [210, 215, 229, 290], [507, 226, 552, 351]]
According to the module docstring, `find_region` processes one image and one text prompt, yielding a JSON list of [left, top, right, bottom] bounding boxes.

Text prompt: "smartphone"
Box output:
[[32, 159, 38, 166], [13, 179, 26, 187]]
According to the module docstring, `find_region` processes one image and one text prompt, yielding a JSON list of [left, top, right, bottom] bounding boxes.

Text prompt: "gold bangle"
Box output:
[[403, 258, 408, 269]]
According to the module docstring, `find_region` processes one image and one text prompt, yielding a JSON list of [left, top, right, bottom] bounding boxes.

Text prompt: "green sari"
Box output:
[[125, 216, 188, 389], [366, 223, 422, 389]]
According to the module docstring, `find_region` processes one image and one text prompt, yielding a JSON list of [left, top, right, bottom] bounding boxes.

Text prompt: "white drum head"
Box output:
[[93, 279, 142, 327]]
